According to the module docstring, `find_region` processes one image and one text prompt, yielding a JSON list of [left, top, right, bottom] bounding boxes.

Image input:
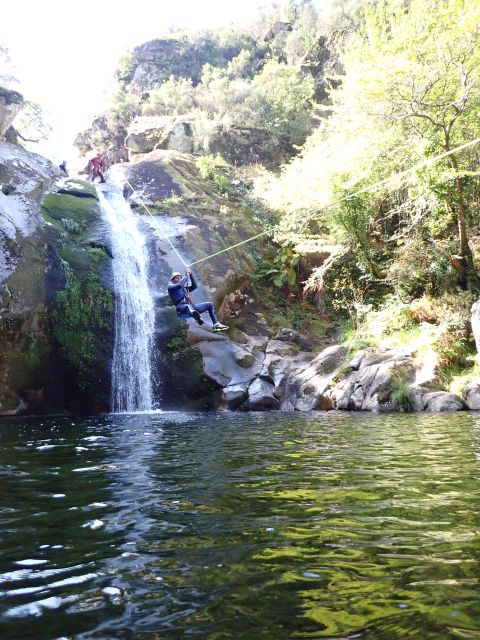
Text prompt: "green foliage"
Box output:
[[388, 238, 456, 299], [52, 251, 113, 391], [15, 100, 51, 143], [61, 218, 85, 234], [249, 60, 315, 144], [142, 76, 195, 116], [433, 318, 473, 374], [195, 154, 231, 193], [256, 0, 480, 317], [389, 375, 412, 412], [254, 246, 300, 290], [115, 51, 135, 85]]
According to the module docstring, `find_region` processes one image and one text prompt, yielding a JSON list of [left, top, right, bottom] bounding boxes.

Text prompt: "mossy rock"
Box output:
[[58, 179, 98, 199], [42, 191, 100, 225], [158, 309, 222, 409], [42, 191, 103, 273]]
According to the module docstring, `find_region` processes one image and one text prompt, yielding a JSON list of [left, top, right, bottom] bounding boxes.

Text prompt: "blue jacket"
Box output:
[[167, 273, 198, 307]]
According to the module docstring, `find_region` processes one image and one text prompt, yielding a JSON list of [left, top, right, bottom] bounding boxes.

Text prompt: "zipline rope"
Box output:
[[124, 135, 480, 268], [124, 178, 189, 268], [303, 135, 480, 226]]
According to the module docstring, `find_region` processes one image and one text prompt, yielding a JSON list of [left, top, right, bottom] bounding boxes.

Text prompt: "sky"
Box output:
[[1, 0, 330, 162]]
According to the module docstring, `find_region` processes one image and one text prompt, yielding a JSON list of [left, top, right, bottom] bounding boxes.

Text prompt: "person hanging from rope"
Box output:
[[168, 268, 228, 332], [89, 152, 106, 184]]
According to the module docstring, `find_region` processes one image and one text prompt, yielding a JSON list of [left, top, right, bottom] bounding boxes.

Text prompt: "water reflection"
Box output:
[[0, 412, 479, 638]]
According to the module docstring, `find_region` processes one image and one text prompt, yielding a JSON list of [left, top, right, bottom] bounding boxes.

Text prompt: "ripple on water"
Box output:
[[0, 412, 479, 639]]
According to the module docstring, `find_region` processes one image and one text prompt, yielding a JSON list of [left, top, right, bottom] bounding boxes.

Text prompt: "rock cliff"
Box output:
[[0, 142, 113, 415]]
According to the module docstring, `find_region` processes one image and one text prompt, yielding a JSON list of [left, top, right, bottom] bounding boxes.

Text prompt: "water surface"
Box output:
[[0, 411, 479, 639]]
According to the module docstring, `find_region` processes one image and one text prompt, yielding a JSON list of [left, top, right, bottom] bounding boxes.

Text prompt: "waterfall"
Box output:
[[97, 188, 156, 412]]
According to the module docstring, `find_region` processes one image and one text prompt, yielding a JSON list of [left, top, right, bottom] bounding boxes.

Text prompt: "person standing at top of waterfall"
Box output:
[[168, 268, 229, 332], [90, 153, 105, 183]]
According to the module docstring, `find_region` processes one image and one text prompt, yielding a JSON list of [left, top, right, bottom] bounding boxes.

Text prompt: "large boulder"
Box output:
[[282, 345, 349, 411], [462, 381, 480, 410], [330, 347, 415, 411], [0, 87, 23, 139], [423, 392, 464, 412]]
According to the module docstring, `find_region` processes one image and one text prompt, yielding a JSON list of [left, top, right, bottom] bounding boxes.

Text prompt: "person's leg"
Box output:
[[178, 303, 204, 325], [193, 302, 218, 324], [176, 303, 193, 319]]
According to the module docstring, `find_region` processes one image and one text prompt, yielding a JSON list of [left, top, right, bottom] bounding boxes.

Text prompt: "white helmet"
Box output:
[[171, 272, 182, 280]]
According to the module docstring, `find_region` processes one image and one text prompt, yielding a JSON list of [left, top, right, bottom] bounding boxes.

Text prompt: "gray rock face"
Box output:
[[463, 381, 480, 410], [0, 142, 59, 284], [274, 327, 314, 351], [246, 376, 279, 410], [131, 39, 200, 93], [423, 392, 464, 412], [126, 116, 194, 155], [330, 348, 415, 412], [125, 117, 293, 168], [0, 87, 23, 138], [282, 345, 349, 411], [300, 30, 350, 101]]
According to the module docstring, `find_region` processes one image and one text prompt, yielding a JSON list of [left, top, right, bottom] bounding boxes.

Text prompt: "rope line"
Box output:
[[189, 230, 273, 266], [122, 136, 480, 268], [304, 135, 480, 225], [124, 178, 189, 267]]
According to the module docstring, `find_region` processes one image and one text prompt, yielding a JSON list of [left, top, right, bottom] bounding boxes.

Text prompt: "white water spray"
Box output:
[[97, 188, 156, 412]]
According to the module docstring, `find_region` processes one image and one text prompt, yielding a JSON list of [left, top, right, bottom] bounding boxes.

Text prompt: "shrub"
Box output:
[[390, 375, 412, 412]]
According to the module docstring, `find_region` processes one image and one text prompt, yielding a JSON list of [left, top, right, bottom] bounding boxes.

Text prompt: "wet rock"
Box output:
[[57, 178, 98, 199], [246, 377, 279, 410], [220, 385, 248, 410], [423, 391, 464, 412]]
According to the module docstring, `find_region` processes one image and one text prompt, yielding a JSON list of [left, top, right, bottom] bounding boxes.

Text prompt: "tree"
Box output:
[[355, 0, 480, 287]]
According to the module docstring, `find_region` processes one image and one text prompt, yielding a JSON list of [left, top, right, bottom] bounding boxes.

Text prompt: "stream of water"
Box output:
[[0, 411, 479, 639], [97, 189, 156, 412]]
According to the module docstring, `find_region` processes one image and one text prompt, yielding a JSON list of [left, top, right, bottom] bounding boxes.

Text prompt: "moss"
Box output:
[[8, 332, 51, 389], [42, 192, 100, 225], [51, 249, 113, 392], [42, 191, 103, 274]]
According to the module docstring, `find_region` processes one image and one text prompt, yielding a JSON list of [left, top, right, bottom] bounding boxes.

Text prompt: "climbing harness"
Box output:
[[124, 135, 480, 268]]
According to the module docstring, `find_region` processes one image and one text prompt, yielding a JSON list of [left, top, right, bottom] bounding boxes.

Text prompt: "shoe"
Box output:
[[192, 310, 204, 325], [213, 322, 229, 332]]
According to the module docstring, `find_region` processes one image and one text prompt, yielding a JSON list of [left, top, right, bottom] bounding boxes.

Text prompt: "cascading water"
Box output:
[[97, 188, 156, 412]]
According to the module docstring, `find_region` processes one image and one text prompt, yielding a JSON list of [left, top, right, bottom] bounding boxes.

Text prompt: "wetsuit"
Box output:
[[90, 156, 105, 183]]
